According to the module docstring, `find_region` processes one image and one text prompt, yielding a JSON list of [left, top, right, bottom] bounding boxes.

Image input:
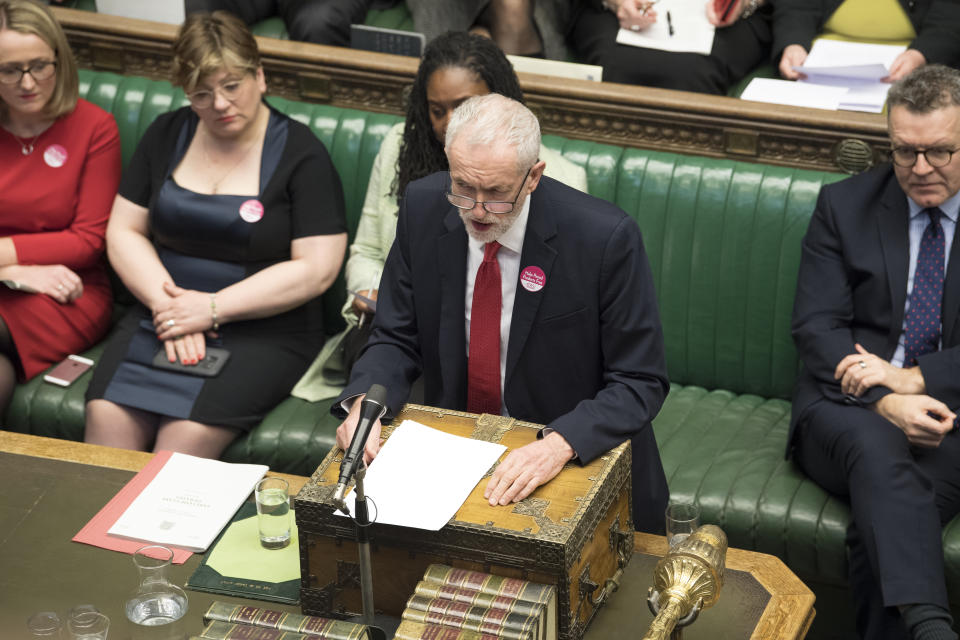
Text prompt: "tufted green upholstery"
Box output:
[[10, 71, 960, 626]]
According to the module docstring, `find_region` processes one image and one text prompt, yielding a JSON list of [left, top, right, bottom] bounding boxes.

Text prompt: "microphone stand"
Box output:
[[351, 463, 375, 626]]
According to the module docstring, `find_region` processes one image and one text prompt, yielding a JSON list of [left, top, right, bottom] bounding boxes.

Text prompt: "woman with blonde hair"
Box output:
[[0, 0, 120, 415], [85, 11, 347, 456]]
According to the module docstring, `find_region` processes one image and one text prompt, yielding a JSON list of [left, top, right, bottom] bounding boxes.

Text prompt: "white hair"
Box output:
[[444, 93, 541, 173]]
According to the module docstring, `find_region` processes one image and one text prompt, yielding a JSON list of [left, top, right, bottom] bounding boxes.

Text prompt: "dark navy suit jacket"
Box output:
[[335, 172, 671, 533], [790, 165, 960, 452]]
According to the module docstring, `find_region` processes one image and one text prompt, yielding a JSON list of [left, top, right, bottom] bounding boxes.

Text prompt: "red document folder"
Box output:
[[72, 450, 193, 564]]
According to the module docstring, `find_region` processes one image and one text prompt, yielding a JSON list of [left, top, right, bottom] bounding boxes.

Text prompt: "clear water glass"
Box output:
[[255, 476, 291, 549], [665, 501, 700, 549], [27, 611, 62, 638], [66, 611, 109, 639]]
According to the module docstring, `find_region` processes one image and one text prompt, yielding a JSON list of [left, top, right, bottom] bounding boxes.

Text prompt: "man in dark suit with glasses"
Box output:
[[791, 64, 960, 640], [333, 93, 670, 533]]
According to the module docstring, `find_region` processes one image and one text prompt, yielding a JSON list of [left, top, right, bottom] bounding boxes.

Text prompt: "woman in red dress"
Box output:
[[0, 0, 120, 414]]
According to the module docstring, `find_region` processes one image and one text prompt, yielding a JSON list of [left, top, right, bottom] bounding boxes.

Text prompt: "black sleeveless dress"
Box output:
[[87, 106, 346, 431]]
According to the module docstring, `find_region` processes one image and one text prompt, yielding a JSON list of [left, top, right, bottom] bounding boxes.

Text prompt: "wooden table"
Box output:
[[1, 431, 813, 640], [0, 431, 305, 640]]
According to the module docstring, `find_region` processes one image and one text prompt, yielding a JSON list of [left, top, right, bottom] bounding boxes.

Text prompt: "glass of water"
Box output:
[[665, 501, 700, 549], [256, 476, 291, 549], [27, 611, 62, 638], [66, 611, 109, 639], [125, 545, 188, 626]]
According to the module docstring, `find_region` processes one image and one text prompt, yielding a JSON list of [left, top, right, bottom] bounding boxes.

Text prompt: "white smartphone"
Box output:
[[43, 354, 94, 387]]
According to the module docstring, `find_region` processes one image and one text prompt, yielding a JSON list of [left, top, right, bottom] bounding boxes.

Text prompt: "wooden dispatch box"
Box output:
[[294, 404, 635, 640]]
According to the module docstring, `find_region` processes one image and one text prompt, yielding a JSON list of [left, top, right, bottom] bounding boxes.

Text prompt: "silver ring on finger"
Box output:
[[57, 284, 64, 291], [859, 360, 866, 369], [166, 319, 176, 328]]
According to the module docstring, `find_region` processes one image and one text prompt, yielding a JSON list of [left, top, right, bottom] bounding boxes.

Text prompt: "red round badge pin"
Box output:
[[520, 266, 546, 292], [43, 144, 67, 168], [239, 199, 264, 223]]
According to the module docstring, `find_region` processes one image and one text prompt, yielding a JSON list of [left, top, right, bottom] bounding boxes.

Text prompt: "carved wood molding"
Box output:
[[53, 7, 890, 173]]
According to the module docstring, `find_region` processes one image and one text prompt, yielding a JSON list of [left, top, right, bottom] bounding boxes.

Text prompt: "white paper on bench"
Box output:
[[614, 0, 715, 55], [740, 78, 847, 110]]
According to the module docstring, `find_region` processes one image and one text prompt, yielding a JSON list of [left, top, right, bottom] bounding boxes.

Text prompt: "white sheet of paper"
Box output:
[[802, 39, 906, 70], [740, 78, 847, 111], [801, 64, 891, 82], [96, 0, 185, 24], [837, 82, 894, 113], [615, 0, 715, 55], [338, 420, 507, 531]]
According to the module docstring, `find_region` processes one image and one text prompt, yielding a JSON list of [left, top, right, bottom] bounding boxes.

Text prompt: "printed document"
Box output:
[[615, 0, 715, 55], [108, 453, 268, 552], [338, 420, 507, 530], [797, 40, 906, 112], [740, 78, 848, 110]]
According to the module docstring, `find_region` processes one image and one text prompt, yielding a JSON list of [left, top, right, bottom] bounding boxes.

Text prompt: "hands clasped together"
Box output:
[[837, 343, 956, 447], [1, 263, 83, 304], [151, 281, 216, 366], [335, 397, 576, 506]]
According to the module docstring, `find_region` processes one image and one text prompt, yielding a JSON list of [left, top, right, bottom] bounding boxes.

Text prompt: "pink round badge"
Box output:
[[43, 144, 67, 168], [520, 266, 546, 292], [239, 199, 264, 223]]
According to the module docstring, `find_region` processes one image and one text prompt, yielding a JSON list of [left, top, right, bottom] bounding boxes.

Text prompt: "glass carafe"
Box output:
[[124, 545, 188, 626]]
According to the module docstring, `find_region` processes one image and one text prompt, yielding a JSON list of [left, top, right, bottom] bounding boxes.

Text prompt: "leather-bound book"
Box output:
[[202, 603, 370, 639]]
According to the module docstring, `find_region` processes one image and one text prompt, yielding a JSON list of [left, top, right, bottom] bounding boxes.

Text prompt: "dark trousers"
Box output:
[[794, 399, 960, 639], [568, 4, 771, 95], [185, 0, 373, 47]]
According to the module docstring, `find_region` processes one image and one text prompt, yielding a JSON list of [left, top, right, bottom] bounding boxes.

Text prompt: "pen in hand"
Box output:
[[667, 10, 674, 36]]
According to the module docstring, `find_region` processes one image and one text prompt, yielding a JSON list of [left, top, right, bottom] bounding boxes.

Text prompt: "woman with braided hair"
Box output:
[[292, 31, 586, 401]]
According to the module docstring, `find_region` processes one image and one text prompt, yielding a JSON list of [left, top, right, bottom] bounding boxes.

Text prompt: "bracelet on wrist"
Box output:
[[740, 0, 762, 19], [209, 293, 219, 331]]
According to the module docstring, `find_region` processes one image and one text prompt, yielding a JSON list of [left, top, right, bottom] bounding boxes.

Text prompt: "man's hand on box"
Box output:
[[484, 432, 576, 506]]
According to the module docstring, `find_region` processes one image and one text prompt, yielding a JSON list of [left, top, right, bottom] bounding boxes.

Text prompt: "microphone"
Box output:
[[332, 384, 388, 512]]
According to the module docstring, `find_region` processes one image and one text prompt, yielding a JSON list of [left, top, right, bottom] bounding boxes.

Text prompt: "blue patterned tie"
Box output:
[[903, 207, 945, 367]]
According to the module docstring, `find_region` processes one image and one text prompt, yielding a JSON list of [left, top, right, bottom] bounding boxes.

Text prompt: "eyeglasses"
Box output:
[[447, 166, 532, 215], [891, 146, 959, 168], [0, 60, 56, 85], [186, 79, 246, 109]]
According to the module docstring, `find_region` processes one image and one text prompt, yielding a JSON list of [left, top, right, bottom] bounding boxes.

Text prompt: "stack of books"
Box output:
[[395, 564, 557, 640], [190, 602, 372, 639]]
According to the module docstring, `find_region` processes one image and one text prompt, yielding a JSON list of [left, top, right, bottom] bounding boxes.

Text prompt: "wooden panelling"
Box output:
[[53, 7, 889, 173]]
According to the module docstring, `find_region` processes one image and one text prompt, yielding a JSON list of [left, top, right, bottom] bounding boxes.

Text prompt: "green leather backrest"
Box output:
[[78, 69, 844, 400], [611, 151, 844, 399]]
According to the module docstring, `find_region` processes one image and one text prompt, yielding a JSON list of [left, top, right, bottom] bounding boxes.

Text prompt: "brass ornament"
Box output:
[[643, 525, 728, 640]]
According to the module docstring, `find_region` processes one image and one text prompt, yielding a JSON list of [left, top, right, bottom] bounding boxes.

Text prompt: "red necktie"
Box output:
[[468, 242, 502, 415]]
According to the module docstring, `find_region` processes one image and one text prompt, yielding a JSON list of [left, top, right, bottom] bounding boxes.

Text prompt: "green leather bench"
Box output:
[[8, 69, 960, 631]]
